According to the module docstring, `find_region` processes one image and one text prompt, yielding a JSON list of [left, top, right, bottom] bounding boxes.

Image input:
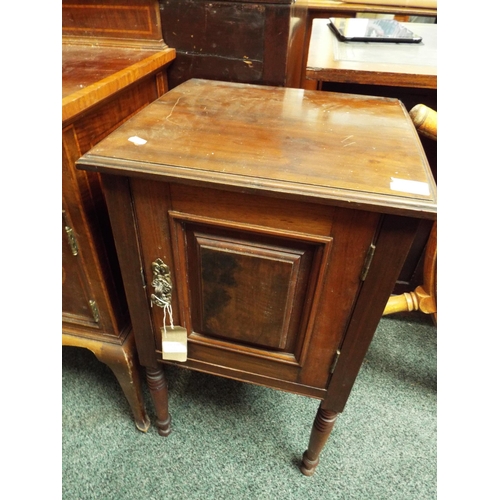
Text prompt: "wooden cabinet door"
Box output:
[[62, 203, 100, 329], [131, 180, 381, 398], [62, 126, 126, 339]]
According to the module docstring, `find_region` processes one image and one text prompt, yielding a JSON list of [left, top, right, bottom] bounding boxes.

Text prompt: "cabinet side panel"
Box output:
[[324, 215, 420, 412]]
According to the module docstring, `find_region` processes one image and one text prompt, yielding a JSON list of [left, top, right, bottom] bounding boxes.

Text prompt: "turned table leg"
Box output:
[[146, 366, 172, 437], [300, 405, 339, 476]]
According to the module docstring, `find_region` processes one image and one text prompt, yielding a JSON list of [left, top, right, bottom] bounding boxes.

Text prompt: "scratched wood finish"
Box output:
[[78, 79, 436, 471], [157, 0, 307, 88], [302, 17, 436, 291], [81, 79, 436, 217]]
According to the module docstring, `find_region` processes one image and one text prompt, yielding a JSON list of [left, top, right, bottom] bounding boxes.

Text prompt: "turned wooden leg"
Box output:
[[300, 405, 339, 476], [146, 366, 172, 437]]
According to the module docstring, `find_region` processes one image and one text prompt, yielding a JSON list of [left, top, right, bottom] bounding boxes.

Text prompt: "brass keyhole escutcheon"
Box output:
[[150, 258, 172, 308]]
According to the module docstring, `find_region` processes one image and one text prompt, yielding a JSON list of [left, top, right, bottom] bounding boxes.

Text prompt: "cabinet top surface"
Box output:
[[62, 45, 157, 98], [78, 78, 437, 217], [62, 44, 175, 124]]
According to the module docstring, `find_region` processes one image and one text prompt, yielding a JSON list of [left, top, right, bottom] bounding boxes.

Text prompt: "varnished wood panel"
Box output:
[[62, 0, 165, 46], [170, 213, 331, 362], [158, 0, 304, 88], [80, 79, 436, 218], [62, 45, 175, 124], [323, 214, 420, 412], [62, 125, 125, 339], [62, 70, 166, 341], [71, 73, 161, 151], [185, 226, 313, 351], [174, 357, 327, 400], [62, 206, 98, 328], [62, 38, 175, 343], [125, 179, 382, 392]]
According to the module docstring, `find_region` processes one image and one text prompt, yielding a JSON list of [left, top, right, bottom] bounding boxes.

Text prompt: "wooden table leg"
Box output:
[[300, 404, 339, 476], [97, 337, 151, 433], [63, 332, 151, 433], [146, 366, 172, 437]]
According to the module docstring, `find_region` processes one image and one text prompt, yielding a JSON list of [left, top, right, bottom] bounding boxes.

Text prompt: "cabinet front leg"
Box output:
[[300, 405, 339, 476], [146, 366, 172, 437]]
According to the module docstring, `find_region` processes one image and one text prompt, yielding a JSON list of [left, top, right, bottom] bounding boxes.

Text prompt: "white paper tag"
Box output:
[[128, 136, 147, 146], [161, 326, 188, 362], [390, 177, 430, 196]]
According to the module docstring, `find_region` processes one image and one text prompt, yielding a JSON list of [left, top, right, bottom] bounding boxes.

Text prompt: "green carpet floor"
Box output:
[[62, 312, 436, 499]]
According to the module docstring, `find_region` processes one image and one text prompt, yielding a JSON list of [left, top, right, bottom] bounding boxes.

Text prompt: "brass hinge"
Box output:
[[64, 225, 79, 256], [330, 349, 341, 374], [360, 243, 376, 282], [89, 300, 100, 323]]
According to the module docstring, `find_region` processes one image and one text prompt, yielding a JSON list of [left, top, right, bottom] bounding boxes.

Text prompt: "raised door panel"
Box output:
[[170, 213, 331, 369], [131, 179, 381, 397], [189, 228, 313, 351]]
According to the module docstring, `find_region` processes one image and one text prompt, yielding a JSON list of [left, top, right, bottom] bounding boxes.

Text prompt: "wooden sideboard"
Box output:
[[62, 0, 175, 431], [77, 79, 437, 473]]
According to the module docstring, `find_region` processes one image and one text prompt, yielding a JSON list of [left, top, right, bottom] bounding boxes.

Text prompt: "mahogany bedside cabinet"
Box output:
[[76, 78, 437, 474], [62, 0, 175, 432]]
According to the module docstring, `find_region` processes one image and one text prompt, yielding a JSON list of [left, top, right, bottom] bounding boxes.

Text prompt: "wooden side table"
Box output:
[[296, 0, 437, 88], [77, 78, 436, 473], [62, 1, 176, 431], [305, 18, 437, 90]]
